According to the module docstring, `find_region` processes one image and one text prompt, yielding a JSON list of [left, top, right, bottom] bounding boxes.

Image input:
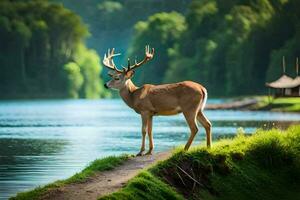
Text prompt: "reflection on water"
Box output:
[[0, 139, 68, 199], [0, 99, 299, 199]]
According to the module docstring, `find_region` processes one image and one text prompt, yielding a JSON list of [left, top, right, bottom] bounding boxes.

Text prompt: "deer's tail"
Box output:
[[200, 88, 208, 111]]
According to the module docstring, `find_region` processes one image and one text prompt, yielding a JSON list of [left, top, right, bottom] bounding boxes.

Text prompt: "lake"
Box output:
[[0, 99, 299, 199]]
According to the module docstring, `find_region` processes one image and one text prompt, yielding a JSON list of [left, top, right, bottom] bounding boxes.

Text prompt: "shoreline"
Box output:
[[206, 96, 300, 112], [10, 153, 172, 200], [206, 98, 258, 110], [1, 97, 298, 112], [11, 125, 300, 200]]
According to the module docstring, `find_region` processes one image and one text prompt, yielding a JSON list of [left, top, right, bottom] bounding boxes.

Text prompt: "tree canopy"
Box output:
[[1, 0, 299, 98], [55, 0, 191, 68], [128, 12, 186, 85], [128, 0, 300, 96], [0, 0, 108, 98]]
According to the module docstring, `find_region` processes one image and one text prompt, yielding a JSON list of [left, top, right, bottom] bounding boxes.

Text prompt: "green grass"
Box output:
[[100, 171, 184, 200], [101, 125, 300, 200], [253, 96, 300, 112], [10, 154, 130, 200]]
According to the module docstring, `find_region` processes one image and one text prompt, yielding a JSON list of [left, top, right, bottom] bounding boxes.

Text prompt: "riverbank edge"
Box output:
[[12, 125, 300, 200], [206, 96, 300, 112], [99, 125, 300, 200], [10, 155, 130, 200]]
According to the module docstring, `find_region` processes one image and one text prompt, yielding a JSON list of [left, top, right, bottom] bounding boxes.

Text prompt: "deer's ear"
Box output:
[[125, 70, 135, 78]]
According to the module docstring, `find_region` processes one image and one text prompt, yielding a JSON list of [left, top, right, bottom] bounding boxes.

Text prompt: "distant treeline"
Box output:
[[0, 0, 108, 98], [1, 0, 299, 98]]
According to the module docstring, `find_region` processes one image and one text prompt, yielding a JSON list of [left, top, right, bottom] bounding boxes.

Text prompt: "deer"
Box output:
[[103, 45, 212, 156]]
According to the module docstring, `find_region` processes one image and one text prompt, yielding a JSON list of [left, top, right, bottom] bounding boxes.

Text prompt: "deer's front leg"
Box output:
[[136, 114, 148, 156], [145, 115, 153, 155]]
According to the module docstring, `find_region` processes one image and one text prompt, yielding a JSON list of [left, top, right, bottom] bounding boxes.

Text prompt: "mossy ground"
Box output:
[[10, 155, 129, 200], [253, 96, 300, 112], [101, 125, 300, 200]]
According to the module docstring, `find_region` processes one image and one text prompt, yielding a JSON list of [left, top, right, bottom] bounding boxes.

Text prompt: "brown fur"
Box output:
[[103, 47, 211, 156], [106, 78, 212, 156]]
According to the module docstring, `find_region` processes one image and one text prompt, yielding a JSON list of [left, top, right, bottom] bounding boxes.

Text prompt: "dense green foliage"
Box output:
[[55, 0, 191, 65], [10, 155, 129, 200], [0, 0, 108, 98], [102, 125, 300, 200], [129, 0, 300, 96], [2, 0, 300, 97], [128, 12, 186, 85]]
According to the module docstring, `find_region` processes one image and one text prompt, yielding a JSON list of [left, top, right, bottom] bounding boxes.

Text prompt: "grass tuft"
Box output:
[[253, 96, 300, 112], [65, 155, 130, 183], [100, 171, 184, 200]]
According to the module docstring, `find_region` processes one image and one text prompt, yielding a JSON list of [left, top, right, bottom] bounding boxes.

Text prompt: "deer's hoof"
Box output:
[[145, 151, 153, 156], [136, 152, 144, 156]]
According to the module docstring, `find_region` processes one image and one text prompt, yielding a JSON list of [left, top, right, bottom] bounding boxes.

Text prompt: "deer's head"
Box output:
[[103, 45, 154, 90]]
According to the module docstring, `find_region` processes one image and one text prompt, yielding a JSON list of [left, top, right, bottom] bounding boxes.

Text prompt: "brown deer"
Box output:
[[103, 46, 212, 156]]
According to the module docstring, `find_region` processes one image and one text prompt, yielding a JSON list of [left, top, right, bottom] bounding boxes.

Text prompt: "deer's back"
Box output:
[[134, 81, 206, 114]]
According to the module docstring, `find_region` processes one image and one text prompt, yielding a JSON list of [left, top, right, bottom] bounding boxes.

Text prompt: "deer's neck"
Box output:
[[119, 79, 138, 109]]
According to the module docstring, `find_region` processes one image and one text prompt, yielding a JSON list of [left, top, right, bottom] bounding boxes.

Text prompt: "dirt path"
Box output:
[[41, 152, 171, 200]]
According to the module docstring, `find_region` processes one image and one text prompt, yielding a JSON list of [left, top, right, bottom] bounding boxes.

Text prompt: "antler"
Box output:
[[127, 45, 154, 71], [103, 46, 154, 73], [103, 48, 123, 73]]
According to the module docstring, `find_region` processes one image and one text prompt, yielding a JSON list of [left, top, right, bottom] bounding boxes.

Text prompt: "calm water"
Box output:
[[0, 99, 300, 199]]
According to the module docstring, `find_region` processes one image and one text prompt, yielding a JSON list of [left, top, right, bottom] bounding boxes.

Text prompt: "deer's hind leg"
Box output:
[[183, 108, 199, 151], [197, 111, 212, 148]]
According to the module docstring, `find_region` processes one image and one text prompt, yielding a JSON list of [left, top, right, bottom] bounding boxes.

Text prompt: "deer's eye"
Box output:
[[114, 78, 120, 81]]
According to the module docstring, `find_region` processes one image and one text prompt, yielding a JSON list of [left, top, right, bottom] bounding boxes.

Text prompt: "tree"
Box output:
[[162, 0, 300, 96], [74, 45, 110, 98], [0, 0, 107, 98], [63, 62, 83, 98], [128, 12, 186, 85]]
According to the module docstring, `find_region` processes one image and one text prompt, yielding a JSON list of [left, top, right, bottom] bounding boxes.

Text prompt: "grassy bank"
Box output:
[[101, 125, 300, 200], [11, 126, 300, 200], [251, 96, 300, 112], [11, 155, 129, 200]]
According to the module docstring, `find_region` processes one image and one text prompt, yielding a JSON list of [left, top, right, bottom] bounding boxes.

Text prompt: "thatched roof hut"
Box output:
[[266, 74, 295, 89], [266, 57, 300, 97]]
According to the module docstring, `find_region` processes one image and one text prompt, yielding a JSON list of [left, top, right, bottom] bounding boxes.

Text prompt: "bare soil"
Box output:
[[40, 152, 171, 200]]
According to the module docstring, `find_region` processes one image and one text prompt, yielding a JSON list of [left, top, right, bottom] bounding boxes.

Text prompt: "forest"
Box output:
[[128, 0, 300, 95], [0, 0, 108, 98], [0, 0, 299, 98]]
